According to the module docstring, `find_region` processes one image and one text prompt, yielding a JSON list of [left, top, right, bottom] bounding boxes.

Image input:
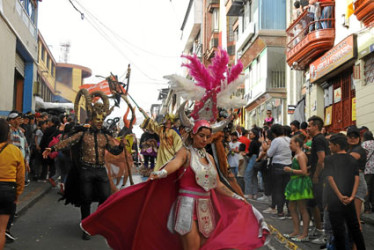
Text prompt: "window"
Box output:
[[51, 64, 55, 77], [41, 46, 45, 62], [259, 0, 286, 30], [212, 8, 219, 32], [47, 56, 51, 71], [364, 54, 374, 85], [242, 1, 252, 32], [228, 17, 236, 42]]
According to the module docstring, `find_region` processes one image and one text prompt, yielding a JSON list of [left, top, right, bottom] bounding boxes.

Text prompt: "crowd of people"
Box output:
[[220, 111, 371, 249], [291, 0, 333, 47], [1, 105, 373, 249]]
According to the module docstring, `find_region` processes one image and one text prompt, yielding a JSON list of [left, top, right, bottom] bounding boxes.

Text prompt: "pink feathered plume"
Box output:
[[182, 54, 213, 90], [227, 60, 243, 84], [208, 49, 229, 89]]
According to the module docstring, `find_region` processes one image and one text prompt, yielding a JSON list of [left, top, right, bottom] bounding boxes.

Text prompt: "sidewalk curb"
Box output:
[[362, 213, 374, 226], [16, 185, 52, 217]]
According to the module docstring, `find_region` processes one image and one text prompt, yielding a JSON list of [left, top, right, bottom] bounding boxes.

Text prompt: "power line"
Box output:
[[74, 0, 178, 59], [66, 0, 169, 83]]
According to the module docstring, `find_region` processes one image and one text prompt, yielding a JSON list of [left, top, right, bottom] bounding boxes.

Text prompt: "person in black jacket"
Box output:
[[244, 128, 261, 200], [39, 116, 61, 180]]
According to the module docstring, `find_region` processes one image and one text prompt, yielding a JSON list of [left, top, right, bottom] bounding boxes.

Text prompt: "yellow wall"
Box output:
[[55, 68, 83, 103], [37, 40, 56, 90]]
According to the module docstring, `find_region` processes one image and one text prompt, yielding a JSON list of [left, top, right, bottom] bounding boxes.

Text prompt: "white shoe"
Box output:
[[262, 207, 277, 214], [311, 235, 326, 245], [257, 195, 271, 203]]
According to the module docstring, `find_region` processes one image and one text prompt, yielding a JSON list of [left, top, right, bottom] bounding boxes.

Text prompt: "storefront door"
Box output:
[[328, 69, 356, 132]]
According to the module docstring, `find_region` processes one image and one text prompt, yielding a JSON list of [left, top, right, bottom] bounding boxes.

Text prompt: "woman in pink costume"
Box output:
[[81, 49, 269, 249], [81, 120, 269, 250]]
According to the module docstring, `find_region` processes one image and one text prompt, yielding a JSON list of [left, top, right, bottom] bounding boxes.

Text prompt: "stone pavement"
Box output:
[[15, 172, 146, 218], [16, 181, 52, 217], [16, 176, 374, 250]]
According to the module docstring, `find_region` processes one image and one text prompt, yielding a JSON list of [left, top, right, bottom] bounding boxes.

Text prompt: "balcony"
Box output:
[[207, 0, 219, 13], [226, 0, 244, 16], [236, 22, 255, 52], [286, 2, 335, 70], [354, 0, 374, 26]]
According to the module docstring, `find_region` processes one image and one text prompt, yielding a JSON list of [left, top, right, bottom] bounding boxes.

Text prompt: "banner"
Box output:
[[310, 35, 356, 83], [325, 106, 332, 126], [352, 97, 356, 121]]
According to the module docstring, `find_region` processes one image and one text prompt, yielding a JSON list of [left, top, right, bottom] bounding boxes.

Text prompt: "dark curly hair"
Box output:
[[0, 118, 10, 143]]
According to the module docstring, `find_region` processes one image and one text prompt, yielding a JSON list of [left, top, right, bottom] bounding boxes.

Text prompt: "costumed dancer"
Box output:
[[81, 49, 269, 249], [138, 110, 183, 171], [42, 89, 125, 240]]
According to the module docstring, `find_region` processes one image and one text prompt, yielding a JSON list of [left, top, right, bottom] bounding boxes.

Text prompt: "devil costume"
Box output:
[[51, 127, 124, 219]]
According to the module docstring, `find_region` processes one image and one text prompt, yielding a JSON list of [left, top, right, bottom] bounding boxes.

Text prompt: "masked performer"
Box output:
[[42, 90, 124, 240], [81, 49, 269, 249]]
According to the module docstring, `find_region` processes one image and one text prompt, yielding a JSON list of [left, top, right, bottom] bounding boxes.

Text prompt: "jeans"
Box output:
[[79, 166, 110, 220], [321, 6, 332, 29], [143, 155, 155, 169], [271, 163, 290, 214], [365, 174, 374, 211], [244, 155, 258, 195], [230, 166, 238, 177], [262, 165, 272, 197], [51, 153, 72, 184], [329, 203, 366, 250]]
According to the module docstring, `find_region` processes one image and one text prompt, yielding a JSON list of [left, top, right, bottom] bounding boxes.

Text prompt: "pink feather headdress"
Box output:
[[181, 48, 243, 122]]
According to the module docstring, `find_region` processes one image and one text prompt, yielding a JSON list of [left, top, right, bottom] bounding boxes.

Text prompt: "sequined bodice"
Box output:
[[188, 146, 217, 191]]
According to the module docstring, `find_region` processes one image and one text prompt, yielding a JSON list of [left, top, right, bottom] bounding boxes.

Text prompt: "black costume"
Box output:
[[51, 126, 124, 220]]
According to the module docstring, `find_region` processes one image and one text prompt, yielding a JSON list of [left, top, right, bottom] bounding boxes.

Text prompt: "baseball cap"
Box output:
[[8, 111, 20, 120], [347, 126, 360, 138]]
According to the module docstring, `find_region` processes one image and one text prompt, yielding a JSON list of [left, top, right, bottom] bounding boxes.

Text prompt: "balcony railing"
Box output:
[[286, 2, 335, 70], [269, 71, 285, 89], [354, 0, 374, 26]]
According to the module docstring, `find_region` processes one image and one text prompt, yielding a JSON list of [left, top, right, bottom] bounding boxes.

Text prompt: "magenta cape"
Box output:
[[81, 173, 269, 250]]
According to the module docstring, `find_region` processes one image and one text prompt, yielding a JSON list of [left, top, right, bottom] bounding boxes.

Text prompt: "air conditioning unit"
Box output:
[[236, 22, 255, 52]]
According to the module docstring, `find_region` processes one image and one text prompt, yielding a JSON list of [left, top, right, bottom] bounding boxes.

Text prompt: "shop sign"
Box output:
[[325, 106, 332, 126], [310, 35, 356, 83], [288, 105, 296, 114], [333, 87, 342, 103], [357, 27, 374, 59], [352, 97, 356, 121]]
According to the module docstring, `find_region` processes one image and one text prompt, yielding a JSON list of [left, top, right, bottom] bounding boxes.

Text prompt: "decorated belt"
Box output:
[[81, 162, 105, 169], [179, 189, 210, 197]]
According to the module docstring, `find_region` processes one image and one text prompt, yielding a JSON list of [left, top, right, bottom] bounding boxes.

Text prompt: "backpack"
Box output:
[[48, 134, 61, 159]]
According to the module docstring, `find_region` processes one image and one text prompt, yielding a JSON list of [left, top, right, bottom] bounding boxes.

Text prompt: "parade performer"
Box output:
[[42, 89, 124, 240], [81, 49, 269, 249], [138, 110, 183, 171]]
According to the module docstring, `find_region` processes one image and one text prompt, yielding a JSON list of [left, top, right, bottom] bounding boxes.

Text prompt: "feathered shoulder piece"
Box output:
[[165, 48, 245, 122]]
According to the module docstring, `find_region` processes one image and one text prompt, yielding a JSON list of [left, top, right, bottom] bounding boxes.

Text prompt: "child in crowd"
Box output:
[[237, 143, 248, 193], [324, 133, 366, 249], [283, 136, 313, 242]]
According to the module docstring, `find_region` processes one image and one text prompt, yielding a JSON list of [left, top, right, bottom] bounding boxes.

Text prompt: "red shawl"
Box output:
[[81, 172, 268, 250]]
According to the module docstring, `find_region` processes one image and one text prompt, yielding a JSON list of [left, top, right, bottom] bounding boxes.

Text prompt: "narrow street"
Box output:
[[4, 174, 374, 250]]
